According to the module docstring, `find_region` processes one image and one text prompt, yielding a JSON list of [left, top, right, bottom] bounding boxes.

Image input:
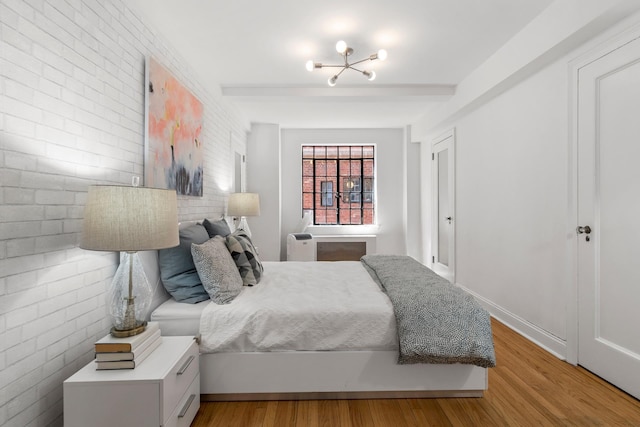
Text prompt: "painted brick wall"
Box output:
[[0, 1, 248, 425]]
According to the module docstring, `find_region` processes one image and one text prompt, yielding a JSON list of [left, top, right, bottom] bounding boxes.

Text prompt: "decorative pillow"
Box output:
[[191, 236, 243, 304], [158, 224, 210, 303], [203, 217, 231, 238], [225, 230, 263, 286]]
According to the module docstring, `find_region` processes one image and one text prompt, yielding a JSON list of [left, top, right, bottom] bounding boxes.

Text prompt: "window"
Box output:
[[302, 145, 375, 225], [345, 177, 361, 203], [321, 181, 333, 206]]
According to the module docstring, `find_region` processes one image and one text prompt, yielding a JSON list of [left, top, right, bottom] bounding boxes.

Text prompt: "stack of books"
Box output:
[[94, 322, 162, 370]]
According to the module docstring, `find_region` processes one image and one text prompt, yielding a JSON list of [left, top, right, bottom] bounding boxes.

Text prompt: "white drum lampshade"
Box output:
[[227, 193, 260, 238]]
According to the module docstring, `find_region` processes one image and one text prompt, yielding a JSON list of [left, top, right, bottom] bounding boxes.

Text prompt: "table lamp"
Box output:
[[227, 192, 260, 238], [81, 183, 179, 337]]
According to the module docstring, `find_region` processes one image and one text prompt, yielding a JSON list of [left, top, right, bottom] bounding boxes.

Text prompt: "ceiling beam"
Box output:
[[221, 85, 455, 98]]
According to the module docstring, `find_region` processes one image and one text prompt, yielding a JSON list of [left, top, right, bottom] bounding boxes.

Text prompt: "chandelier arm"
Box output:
[[320, 64, 346, 68], [335, 67, 348, 77], [348, 65, 365, 73], [349, 57, 374, 67]]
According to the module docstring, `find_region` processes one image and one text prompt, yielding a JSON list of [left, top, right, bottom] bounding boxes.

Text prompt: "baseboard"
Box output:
[[201, 390, 484, 402], [458, 283, 567, 360]]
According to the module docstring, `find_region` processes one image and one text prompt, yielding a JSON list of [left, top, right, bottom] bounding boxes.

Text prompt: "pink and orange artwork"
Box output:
[[145, 57, 204, 196]]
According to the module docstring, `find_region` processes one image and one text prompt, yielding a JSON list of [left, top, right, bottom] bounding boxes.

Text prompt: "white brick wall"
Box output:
[[0, 0, 249, 426]]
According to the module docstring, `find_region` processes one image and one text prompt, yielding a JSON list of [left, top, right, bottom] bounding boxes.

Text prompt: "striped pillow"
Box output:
[[225, 230, 263, 286]]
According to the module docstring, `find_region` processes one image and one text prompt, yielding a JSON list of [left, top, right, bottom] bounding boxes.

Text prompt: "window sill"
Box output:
[[306, 224, 380, 235]]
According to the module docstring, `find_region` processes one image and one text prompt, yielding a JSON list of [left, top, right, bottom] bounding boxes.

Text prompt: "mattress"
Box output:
[[150, 298, 208, 336], [199, 261, 398, 353]]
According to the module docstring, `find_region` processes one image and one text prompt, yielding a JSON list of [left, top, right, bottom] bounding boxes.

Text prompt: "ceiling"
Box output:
[[127, 0, 554, 128]]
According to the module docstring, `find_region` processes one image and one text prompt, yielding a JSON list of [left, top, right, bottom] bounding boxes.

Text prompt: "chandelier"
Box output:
[[306, 41, 388, 86]]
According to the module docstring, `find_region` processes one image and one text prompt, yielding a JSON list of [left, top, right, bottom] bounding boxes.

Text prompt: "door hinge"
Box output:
[[432, 153, 435, 160], [432, 256, 435, 263]]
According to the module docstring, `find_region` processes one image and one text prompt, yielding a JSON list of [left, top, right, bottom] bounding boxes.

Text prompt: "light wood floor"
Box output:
[[191, 319, 640, 426]]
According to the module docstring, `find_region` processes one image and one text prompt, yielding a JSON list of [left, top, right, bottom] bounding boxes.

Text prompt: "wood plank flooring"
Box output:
[[191, 319, 640, 426]]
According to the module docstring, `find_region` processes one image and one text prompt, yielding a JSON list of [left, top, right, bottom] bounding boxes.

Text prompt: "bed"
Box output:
[[142, 222, 495, 401]]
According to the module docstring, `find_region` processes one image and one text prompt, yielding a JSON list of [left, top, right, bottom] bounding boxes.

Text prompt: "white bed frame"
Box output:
[[142, 242, 488, 401]]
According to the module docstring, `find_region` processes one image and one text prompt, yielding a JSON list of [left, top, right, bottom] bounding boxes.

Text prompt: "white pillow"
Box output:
[[191, 236, 243, 304]]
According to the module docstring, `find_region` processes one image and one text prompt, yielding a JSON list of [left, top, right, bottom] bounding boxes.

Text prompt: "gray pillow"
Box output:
[[225, 230, 263, 286], [203, 217, 231, 237], [191, 236, 243, 304], [158, 224, 210, 303]]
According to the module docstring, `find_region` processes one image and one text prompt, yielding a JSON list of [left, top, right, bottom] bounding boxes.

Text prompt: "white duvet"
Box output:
[[199, 261, 398, 353]]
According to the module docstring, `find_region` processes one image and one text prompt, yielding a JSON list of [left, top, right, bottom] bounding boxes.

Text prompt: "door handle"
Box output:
[[576, 225, 591, 234], [577, 225, 592, 242], [445, 216, 452, 224]]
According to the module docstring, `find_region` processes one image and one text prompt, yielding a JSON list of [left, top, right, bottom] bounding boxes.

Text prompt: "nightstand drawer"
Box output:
[[165, 374, 200, 427], [162, 339, 199, 423]]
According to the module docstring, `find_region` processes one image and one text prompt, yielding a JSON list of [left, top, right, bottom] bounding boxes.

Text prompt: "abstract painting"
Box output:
[[145, 57, 204, 196]]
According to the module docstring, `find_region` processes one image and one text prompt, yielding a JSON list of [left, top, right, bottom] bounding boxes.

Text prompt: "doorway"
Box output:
[[431, 129, 455, 283]]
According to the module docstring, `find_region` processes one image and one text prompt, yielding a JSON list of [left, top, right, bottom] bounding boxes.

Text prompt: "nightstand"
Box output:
[[64, 336, 199, 427]]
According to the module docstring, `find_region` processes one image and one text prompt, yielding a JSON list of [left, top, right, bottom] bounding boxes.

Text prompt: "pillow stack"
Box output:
[[159, 217, 264, 306]]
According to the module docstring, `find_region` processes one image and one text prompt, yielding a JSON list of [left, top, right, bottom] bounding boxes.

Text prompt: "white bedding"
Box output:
[[199, 261, 398, 353]]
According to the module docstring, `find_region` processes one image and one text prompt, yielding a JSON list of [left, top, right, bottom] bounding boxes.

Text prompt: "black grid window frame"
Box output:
[[301, 145, 375, 225]]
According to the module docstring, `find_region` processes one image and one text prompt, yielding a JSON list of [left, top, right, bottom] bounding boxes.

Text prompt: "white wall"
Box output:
[[405, 135, 423, 262], [415, 4, 640, 358], [246, 123, 281, 261], [454, 57, 570, 341], [0, 1, 248, 425], [279, 128, 406, 261]]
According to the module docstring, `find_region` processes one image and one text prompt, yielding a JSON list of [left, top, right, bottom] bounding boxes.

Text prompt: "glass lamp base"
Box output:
[[108, 252, 152, 337], [110, 320, 147, 338], [236, 216, 252, 238]]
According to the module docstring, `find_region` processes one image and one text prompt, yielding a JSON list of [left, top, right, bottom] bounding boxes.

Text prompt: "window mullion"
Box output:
[[337, 159, 342, 225], [360, 159, 363, 224]]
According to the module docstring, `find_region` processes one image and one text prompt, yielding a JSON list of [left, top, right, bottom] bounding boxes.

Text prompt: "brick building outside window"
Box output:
[[302, 145, 375, 225]]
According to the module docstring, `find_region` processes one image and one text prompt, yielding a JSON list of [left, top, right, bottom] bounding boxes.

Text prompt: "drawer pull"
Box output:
[[178, 394, 196, 418], [177, 355, 195, 375]]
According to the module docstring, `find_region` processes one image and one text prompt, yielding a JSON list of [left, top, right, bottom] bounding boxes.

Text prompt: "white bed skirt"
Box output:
[[199, 349, 487, 400]]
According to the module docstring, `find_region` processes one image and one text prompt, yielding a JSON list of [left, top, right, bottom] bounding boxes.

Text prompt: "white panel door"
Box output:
[[431, 130, 455, 282], [577, 35, 640, 399]]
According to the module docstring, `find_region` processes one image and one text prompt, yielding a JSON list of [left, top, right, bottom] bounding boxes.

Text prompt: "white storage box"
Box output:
[[287, 233, 314, 261]]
